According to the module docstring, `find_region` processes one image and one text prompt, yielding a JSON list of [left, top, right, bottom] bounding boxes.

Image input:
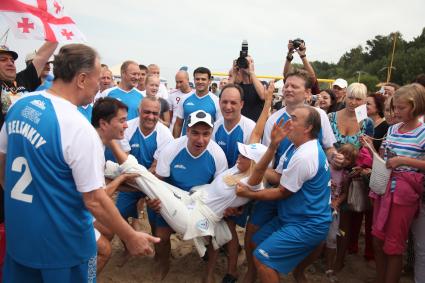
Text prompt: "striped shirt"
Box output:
[[381, 122, 425, 172]]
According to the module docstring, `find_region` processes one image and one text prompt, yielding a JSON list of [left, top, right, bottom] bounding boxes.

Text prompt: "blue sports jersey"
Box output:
[[278, 140, 331, 225], [78, 104, 93, 122], [213, 116, 255, 167], [2, 94, 98, 268], [104, 87, 143, 120], [156, 136, 228, 191], [178, 92, 219, 135]]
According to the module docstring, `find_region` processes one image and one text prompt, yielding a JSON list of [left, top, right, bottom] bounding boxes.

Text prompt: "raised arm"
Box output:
[[32, 41, 58, 77], [248, 81, 274, 144], [246, 56, 265, 100]]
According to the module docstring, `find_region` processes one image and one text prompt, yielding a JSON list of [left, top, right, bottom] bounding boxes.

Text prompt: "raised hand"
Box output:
[[270, 118, 292, 147]]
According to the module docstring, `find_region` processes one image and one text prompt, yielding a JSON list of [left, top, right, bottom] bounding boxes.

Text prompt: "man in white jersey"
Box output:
[[168, 70, 193, 131], [147, 64, 169, 100], [147, 110, 227, 280], [102, 61, 144, 120], [0, 44, 159, 283]]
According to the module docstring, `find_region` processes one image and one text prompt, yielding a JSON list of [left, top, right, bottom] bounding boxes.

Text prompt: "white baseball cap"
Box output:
[[237, 142, 268, 163], [187, 110, 214, 128], [332, 78, 348, 89]]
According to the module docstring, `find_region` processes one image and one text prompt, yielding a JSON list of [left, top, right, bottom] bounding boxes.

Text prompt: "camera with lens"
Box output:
[[291, 38, 305, 50], [236, 40, 249, 69]]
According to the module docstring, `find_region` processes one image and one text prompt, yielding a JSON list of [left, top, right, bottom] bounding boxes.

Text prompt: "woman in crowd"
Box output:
[[366, 92, 389, 151], [317, 89, 338, 114], [328, 82, 374, 271]]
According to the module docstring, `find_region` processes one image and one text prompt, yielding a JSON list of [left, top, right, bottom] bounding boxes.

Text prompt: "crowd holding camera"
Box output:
[[0, 38, 425, 283]]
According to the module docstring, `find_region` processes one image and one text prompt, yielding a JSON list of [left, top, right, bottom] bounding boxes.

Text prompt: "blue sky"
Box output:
[[1, 0, 425, 86]]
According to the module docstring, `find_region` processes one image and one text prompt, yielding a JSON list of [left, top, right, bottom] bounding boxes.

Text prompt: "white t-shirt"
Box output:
[[168, 89, 193, 130]]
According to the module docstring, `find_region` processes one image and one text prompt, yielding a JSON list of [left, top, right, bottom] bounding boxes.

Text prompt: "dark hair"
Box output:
[[285, 68, 313, 89], [368, 92, 386, 118], [53, 44, 98, 83], [139, 64, 148, 71], [414, 73, 425, 88], [296, 105, 321, 139], [211, 82, 218, 87], [193, 67, 211, 79], [219, 83, 244, 100], [321, 89, 337, 113], [92, 97, 128, 128]]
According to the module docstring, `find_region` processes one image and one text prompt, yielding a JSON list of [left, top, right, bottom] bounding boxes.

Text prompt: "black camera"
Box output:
[[236, 40, 249, 69], [292, 38, 304, 50]]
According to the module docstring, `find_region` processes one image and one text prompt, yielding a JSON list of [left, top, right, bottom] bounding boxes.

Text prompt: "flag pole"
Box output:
[[0, 28, 10, 45]]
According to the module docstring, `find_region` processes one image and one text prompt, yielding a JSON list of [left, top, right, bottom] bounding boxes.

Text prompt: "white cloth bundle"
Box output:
[[105, 155, 231, 256]]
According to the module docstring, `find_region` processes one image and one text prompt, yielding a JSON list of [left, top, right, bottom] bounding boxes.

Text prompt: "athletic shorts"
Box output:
[[3, 253, 97, 283], [253, 217, 329, 274], [116, 191, 145, 219], [248, 200, 278, 227], [227, 202, 253, 228], [147, 208, 170, 228]]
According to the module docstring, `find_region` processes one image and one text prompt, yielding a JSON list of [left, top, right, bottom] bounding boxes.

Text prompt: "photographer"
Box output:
[[229, 46, 265, 122], [283, 40, 320, 97]]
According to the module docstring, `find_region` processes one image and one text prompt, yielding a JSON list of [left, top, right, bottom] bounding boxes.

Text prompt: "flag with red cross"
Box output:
[[0, 0, 86, 42]]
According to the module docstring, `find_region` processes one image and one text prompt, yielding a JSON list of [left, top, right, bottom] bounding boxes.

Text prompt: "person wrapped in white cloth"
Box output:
[[105, 141, 268, 256]]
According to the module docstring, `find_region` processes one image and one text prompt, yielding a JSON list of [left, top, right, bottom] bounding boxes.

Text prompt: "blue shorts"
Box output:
[[147, 208, 170, 229], [3, 253, 97, 283], [253, 217, 329, 275], [227, 202, 253, 228], [248, 200, 278, 227], [116, 191, 145, 219]]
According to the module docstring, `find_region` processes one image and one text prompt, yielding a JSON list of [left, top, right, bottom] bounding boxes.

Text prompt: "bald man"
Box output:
[[168, 70, 194, 130], [147, 64, 169, 100]]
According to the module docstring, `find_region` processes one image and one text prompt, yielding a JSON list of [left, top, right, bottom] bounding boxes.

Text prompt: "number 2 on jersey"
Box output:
[[11, 157, 33, 203]]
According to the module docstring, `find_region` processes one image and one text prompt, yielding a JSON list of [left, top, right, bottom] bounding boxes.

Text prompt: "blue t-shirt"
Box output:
[[0, 92, 105, 268], [156, 136, 228, 191], [103, 86, 144, 120], [78, 104, 93, 122], [212, 116, 255, 167], [277, 140, 332, 226], [176, 92, 220, 136], [120, 118, 173, 168]]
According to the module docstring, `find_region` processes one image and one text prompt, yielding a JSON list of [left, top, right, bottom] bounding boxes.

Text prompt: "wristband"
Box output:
[[300, 54, 306, 59], [286, 54, 293, 62]]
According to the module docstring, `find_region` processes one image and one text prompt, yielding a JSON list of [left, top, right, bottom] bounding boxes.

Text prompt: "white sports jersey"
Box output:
[[168, 89, 193, 130]]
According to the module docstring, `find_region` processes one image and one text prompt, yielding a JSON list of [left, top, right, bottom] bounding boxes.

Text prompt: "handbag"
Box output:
[[369, 150, 391, 195], [347, 177, 369, 212]]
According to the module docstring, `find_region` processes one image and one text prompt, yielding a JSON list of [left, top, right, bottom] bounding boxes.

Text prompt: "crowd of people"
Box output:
[[0, 39, 424, 283]]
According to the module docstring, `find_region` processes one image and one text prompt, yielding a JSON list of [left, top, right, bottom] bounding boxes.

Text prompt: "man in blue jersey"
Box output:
[[236, 105, 332, 283], [172, 67, 220, 138], [103, 60, 143, 120], [116, 96, 173, 234], [0, 44, 159, 283], [148, 110, 228, 280], [212, 83, 255, 281]]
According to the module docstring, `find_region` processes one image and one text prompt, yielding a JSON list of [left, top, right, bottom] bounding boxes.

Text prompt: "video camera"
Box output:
[[236, 40, 249, 69]]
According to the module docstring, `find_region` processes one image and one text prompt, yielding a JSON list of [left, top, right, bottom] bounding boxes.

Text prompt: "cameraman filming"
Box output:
[[283, 39, 320, 102], [228, 44, 265, 121]]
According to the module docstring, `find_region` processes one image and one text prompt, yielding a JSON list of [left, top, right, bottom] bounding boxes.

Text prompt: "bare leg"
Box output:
[[385, 254, 402, 283], [373, 237, 386, 283], [325, 247, 337, 271], [241, 222, 259, 283], [204, 238, 220, 283], [153, 226, 173, 281], [253, 256, 279, 283], [293, 243, 324, 283], [96, 235, 112, 275], [225, 219, 240, 279]]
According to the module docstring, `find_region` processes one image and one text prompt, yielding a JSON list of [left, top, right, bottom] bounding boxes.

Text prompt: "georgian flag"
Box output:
[[0, 0, 86, 42]]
